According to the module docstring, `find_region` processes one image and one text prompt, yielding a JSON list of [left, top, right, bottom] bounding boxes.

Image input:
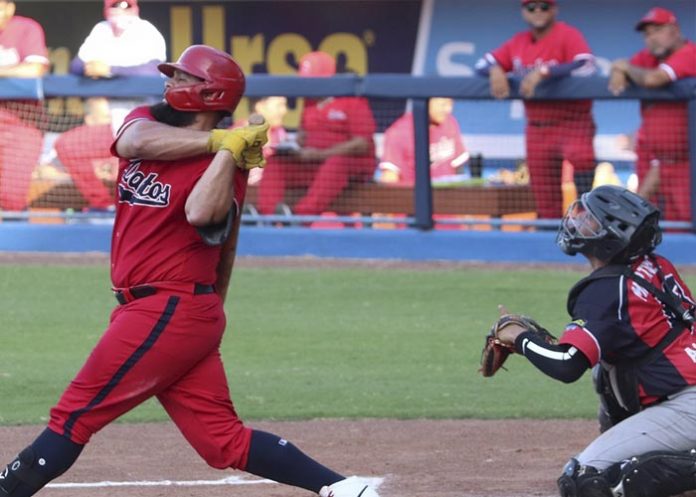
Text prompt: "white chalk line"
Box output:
[[47, 475, 385, 490]]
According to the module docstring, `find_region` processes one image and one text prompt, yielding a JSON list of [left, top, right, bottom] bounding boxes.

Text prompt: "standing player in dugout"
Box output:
[[480, 185, 696, 497], [0, 45, 379, 497]]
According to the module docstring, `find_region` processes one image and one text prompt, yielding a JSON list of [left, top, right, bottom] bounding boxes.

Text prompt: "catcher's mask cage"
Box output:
[[556, 185, 662, 263], [158, 45, 246, 113]]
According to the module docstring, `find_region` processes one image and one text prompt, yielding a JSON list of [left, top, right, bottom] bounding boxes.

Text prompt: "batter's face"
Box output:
[[428, 98, 454, 125], [522, 2, 556, 31], [165, 69, 204, 89], [641, 24, 682, 59], [0, 1, 16, 31]]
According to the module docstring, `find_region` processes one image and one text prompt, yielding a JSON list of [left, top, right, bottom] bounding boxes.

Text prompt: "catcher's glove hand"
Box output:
[[479, 306, 557, 377]]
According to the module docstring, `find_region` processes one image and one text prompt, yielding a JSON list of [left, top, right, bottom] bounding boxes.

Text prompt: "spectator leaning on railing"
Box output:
[[257, 51, 377, 217], [609, 7, 696, 223], [0, 0, 48, 214], [475, 0, 596, 221], [69, 0, 166, 127], [53, 97, 119, 210], [375, 97, 469, 187]]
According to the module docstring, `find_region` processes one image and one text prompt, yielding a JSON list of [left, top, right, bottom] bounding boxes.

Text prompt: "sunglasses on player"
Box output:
[[524, 2, 552, 12]]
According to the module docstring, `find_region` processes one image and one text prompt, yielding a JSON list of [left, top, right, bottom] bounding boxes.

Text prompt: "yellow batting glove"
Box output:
[[241, 146, 266, 170], [207, 123, 270, 157]]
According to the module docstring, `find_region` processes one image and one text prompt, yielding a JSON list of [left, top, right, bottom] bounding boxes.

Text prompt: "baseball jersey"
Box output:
[[631, 41, 696, 157], [301, 97, 376, 156], [109, 106, 248, 288], [379, 113, 467, 186], [489, 21, 594, 122], [560, 254, 696, 405]]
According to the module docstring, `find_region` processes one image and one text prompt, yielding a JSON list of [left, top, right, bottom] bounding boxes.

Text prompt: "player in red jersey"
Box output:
[[0, 0, 48, 213], [257, 51, 377, 216], [476, 0, 596, 220], [0, 45, 380, 497], [609, 7, 696, 223], [376, 97, 468, 186], [492, 186, 696, 497], [54, 97, 118, 209]]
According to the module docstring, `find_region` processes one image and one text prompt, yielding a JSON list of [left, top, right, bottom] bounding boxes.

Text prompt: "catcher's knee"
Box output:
[[612, 449, 696, 497], [557, 458, 613, 497], [0, 447, 49, 496]]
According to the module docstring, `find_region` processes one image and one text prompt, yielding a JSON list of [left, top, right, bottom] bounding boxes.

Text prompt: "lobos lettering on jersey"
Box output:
[[118, 160, 171, 207]]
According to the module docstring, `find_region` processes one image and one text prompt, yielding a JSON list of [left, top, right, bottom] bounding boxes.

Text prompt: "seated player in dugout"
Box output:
[[375, 97, 469, 186], [0, 0, 49, 213], [0, 45, 380, 497], [54, 97, 119, 210], [608, 7, 696, 223], [256, 51, 377, 216], [483, 185, 696, 497], [475, 0, 597, 220]]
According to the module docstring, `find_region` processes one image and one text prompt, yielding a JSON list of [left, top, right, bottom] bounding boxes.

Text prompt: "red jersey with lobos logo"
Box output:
[[109, 106, 248, 288], [490, 21, 593, 122], [631, 41, 696, 157], [301, 97, 376, 155], [560, 254, 696, 405]]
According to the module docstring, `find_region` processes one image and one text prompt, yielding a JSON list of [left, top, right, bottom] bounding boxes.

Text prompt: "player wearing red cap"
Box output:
[[609, 7, 696, 223], [0, 45, 380, 497], [257, 51, 377, 217], [476, 0, 596, 220]]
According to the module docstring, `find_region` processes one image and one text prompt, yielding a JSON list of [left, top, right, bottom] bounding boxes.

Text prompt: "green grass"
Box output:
[[3, 264, 689, 425]]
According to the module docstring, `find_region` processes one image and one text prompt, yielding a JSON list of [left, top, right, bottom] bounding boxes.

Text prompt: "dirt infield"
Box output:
[[1, 419, 599, 497]]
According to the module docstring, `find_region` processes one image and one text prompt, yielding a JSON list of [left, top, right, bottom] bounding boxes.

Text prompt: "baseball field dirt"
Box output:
[[3, 253, 696, 497]]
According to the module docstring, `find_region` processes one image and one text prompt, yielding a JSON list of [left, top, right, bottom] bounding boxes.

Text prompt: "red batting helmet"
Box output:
[[158, 45, 246, 113], [298, 51, 336, 77]]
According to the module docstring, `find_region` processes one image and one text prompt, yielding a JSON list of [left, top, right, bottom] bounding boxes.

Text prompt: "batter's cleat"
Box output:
[[318, 476, 380, 497]]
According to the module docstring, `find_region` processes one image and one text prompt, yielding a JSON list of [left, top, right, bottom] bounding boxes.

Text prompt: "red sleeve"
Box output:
[[19, 18, 48, 61], [380, 115, 413, 185], [347, 98, 376, 139], [662, 43, 696, 80], [630, 50, 653, 68], [448, 115, 466, 156], [491, 37, 515, 71], [558, 323, 601, 366], [562, 24, 592, 61], [110, 106, 154, 157]]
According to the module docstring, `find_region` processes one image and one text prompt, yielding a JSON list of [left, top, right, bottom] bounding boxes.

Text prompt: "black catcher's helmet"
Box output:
[[556, 185, 662, 263]]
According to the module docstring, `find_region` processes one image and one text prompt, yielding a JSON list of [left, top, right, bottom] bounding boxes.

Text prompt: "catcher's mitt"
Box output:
[[479, 314, 556, 377]]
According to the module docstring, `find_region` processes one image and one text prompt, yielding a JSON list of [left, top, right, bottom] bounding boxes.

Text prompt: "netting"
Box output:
[[0, 92, 692, 228]]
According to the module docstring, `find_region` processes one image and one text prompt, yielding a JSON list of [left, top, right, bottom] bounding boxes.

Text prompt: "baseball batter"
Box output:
[[475, 0, 596, 220], [485, 186, 696, 497], [0, 45, 379, 497]]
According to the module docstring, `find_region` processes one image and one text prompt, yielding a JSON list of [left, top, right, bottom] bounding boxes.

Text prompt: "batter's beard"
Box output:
[[150, 101, 198, 127]]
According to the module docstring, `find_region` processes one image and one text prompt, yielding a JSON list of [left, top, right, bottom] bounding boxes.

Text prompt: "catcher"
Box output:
[[480, 185, 696, 497]]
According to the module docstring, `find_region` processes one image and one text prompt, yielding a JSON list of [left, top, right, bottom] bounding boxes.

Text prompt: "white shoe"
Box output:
[[318, 476, 380, 497]]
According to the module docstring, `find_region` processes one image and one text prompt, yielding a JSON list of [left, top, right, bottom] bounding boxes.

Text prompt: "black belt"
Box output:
[[114, 283, 215, 305]]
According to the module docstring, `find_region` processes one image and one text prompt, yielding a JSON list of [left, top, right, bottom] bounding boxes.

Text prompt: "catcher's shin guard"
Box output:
[[611, 449, 696, 497], [557, 458, 612, 497]]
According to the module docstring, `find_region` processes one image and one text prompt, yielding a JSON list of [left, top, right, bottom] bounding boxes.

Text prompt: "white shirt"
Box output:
[[77, 18, 166, 67]]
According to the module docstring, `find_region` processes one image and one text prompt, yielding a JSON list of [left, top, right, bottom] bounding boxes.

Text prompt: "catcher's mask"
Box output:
[[556, 185, 662, 263], [158, 45, 245, 113]]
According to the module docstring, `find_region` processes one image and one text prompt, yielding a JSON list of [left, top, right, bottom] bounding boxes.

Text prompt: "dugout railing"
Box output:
[[1, 75, 695, 231]]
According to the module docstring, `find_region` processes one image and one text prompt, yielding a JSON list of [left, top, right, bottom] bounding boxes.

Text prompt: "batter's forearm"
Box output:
[[186, 151, 238, 225], [116, 121, 211, 160]]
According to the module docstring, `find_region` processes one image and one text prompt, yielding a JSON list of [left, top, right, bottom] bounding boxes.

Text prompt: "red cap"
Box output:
[[298, 51, 336, 77], [635, 7, 678, 31], [521, 0, 556, 5]]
